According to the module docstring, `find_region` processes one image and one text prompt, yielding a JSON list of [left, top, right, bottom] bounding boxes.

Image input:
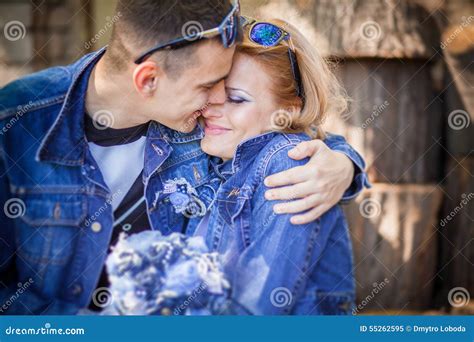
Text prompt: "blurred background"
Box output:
[[0, 0, 472, 314]]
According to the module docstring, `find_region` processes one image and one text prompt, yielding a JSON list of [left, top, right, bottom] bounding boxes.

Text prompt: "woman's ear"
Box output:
[[132, 61, 163, 98]]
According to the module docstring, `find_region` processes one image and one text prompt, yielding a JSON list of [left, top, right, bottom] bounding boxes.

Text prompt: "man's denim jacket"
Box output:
[[188, 132, 356, 315], [0, 48, 369, 315]]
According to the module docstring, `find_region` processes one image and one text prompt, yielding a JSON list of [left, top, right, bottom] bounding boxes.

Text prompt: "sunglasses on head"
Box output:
[[241, 16, 305, 103], [134, 0, 241, 64]]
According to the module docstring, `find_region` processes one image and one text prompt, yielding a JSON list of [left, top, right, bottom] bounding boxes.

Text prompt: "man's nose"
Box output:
[[208, 80, 226, 105], [202, 105, 222, 119]]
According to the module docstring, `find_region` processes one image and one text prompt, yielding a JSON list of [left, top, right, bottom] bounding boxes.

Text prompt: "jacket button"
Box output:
[[91, 222, 102, 233]]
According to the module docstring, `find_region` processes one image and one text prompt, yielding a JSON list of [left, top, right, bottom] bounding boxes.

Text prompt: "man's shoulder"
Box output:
[[0, 65, 73, 121]]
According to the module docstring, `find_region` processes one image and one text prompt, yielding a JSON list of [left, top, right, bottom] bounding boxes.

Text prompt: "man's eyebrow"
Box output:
[[201, 74, 229, 87]]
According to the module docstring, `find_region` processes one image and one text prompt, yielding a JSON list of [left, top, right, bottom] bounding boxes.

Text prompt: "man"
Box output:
[[0, 0, 368, 314]]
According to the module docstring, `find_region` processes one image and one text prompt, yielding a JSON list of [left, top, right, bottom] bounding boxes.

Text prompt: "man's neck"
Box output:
[[85, 57, 149, 129]]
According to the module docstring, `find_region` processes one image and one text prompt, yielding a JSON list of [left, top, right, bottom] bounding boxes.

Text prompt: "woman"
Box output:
[[187, 17, 356, 315]]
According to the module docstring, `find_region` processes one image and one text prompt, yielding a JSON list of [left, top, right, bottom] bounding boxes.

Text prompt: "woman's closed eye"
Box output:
[[227, 95, 248, 104]]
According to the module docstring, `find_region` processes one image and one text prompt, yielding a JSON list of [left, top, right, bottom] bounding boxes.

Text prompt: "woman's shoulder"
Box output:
[[269, 131, 312, 145], [258, 132, 311, 154], [251, 132, 312, 180]]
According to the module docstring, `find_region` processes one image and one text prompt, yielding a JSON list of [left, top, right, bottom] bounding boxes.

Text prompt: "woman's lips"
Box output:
[[204, 122, 231, 135]]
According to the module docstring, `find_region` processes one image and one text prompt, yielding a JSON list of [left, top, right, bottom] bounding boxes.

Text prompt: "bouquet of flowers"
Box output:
[[102, 231, 231, 315]]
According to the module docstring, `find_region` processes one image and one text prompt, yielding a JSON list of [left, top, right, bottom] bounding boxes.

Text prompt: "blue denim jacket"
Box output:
[[188, 132, 356, 315], [0, 48, 368, 315]]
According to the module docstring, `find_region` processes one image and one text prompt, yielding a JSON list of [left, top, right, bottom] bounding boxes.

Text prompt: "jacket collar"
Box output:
[[36, 48, 107, 166], [143, 122, 204, 179], [212, 131, 278, 180]]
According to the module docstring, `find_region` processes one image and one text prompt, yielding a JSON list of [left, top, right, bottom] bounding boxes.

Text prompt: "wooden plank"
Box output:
[[241, 0, 440, 59], [435, 156, 474, 309], [344, 184, 443, 311], [324, 59, 443, 183], [444, 64, 474, 157]]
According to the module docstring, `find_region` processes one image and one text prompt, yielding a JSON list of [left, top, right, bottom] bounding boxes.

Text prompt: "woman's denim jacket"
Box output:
[[188, 132, 356, 315]]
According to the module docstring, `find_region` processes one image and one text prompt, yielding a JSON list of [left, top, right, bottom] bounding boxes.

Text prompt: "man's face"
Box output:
[[149, 40, 235, 133]]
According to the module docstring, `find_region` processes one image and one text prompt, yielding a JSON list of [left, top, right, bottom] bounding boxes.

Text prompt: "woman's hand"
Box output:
[[264, 140, 354, 224]]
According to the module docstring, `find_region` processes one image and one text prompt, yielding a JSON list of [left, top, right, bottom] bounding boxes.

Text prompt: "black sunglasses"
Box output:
[[134, 0, 240, 64], [241, 16, 305, 103]]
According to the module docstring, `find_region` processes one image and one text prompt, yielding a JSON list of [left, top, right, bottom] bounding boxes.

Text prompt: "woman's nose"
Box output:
[[208, 80, 226, 105]]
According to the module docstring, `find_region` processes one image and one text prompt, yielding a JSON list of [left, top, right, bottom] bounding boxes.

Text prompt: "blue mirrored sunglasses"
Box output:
[[241, 16, 305, 102]]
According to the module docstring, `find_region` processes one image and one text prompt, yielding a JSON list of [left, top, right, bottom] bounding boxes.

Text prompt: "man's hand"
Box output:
[[264, 140, 354, 225]]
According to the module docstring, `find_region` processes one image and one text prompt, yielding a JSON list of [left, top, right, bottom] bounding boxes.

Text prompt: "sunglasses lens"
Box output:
[[250, 23, 283, 46]]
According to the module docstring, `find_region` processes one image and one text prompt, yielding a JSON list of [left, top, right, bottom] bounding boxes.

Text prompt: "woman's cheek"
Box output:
[[229, 106, 256, 131]]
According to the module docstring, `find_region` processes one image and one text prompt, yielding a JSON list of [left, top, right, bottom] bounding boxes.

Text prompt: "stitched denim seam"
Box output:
[[285, 221, 320, 314], [9, 185, 108, 198], [157, 149, 206, 172], [0, 95, 68, 122]]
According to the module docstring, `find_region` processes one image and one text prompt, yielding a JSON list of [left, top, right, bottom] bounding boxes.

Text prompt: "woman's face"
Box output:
[[200, 53, 279, 160]]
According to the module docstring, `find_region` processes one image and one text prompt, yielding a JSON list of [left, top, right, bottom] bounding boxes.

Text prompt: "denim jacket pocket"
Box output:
[[214, 195, 253, 251], [20, 199, 86, 227], [216, 184, 252, 223], [15, 196, 86, 266], [216, 197, 247, 225]]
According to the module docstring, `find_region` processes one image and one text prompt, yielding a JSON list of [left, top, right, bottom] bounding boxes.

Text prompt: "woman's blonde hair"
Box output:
[[237, 18, 348, 138]]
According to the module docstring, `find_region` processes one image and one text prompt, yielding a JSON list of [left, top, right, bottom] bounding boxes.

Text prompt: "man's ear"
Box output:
[[132, 61, 163, 97]]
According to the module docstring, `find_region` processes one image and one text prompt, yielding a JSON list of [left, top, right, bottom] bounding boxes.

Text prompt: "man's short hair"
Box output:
[[105, 0, 233, 76]]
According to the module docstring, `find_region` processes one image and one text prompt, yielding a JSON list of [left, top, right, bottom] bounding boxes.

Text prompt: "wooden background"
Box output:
[[239, 0, 473, 313]]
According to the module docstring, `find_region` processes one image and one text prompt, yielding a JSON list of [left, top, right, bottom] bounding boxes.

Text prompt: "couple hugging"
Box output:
[[0, 0, 369, 315]]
